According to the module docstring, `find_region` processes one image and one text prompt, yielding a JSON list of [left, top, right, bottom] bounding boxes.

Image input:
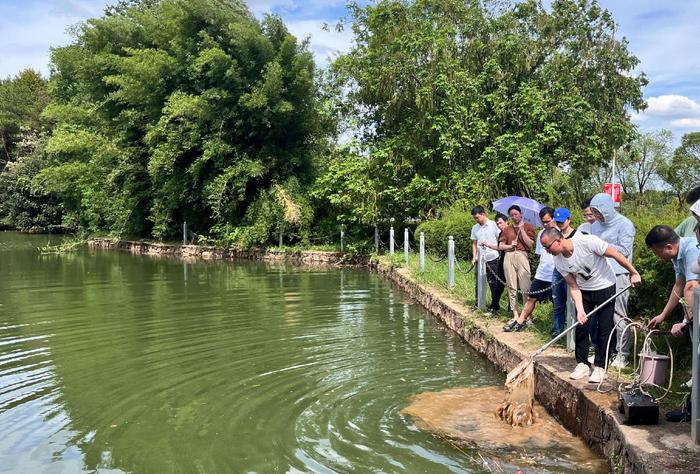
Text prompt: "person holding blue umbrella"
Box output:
[[498, 205, 536, 323]]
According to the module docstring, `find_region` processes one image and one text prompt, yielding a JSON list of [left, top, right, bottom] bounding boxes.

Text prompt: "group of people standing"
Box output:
[[470, 187, 700, 389]]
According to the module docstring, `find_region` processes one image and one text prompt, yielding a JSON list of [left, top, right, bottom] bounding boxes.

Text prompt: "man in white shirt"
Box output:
[[540, 228, 641, 383], [577, 197, 596, 235], [471, 206, 502, 313], [503, 207, 557, 332]]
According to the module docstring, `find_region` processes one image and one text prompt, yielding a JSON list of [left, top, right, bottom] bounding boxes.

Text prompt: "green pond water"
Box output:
[[0, 232, 603, 473]]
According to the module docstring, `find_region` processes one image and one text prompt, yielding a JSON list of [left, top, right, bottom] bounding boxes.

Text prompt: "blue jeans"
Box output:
[[551, 269, 567, 335]]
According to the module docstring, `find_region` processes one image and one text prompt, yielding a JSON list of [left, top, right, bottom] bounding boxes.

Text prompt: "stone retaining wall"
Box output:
[[88, 238, 368, 265]]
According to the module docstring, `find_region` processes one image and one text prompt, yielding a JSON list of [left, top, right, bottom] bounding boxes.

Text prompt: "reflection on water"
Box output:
[[403, 387, 608, 473], [0, 232, 607, 472]]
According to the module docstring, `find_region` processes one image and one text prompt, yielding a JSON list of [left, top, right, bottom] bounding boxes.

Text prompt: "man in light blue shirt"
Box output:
[[646, 226, 699, 336]]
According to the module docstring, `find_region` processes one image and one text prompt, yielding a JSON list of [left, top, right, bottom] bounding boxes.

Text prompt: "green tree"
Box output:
[[38, 0, 325, 239], [616, 130, 672, 196], [0, 69, 49, 168], [0, 70, 61, 230], [332, 0, 646, 218], [660, 132, 700, 206]]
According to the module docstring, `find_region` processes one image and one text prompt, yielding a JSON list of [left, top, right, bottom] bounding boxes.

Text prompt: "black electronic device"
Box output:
[[618, 388, 659, 425]]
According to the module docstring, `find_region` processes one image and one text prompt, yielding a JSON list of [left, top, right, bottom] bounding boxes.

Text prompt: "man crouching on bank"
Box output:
[[539, 228, 642, 383]]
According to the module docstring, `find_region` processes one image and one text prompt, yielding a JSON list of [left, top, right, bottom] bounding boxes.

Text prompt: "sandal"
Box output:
[[503, 320, 526, 332]]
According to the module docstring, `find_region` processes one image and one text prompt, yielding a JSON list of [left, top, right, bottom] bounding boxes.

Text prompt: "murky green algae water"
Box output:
[[0, 232, 603, 473]]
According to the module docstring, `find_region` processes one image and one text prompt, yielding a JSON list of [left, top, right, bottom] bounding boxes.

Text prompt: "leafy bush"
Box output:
[[416, 207, 473, 260], [626, 205, 686, 318]]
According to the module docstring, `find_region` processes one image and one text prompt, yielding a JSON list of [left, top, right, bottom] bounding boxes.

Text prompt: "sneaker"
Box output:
[[684, 377, 693, 388], [589, 366, 606, 383], [610, 354, 628, 369], [503, 320, 526, 332], [587, 354, 595, 364], [570, 363, 591, 380]]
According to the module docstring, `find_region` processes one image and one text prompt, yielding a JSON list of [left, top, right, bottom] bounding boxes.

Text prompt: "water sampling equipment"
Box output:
[[498, 285, 632, 427], [616, 329, 673, 425]]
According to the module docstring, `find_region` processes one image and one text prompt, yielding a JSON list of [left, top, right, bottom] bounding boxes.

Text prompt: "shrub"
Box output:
[[416, 208, 473, 260]]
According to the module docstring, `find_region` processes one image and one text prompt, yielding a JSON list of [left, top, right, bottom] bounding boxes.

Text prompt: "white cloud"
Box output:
[[645, 95, 700, 118], [285, 19, 353, 66], [670, 118, 700, 129], [630, 112, 647, 122]]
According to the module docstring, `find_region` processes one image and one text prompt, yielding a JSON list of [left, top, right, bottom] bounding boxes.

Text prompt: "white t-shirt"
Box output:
[[470, 220, 499, 262], [553, 234, 616, 291], [534, 229, 554, 281]]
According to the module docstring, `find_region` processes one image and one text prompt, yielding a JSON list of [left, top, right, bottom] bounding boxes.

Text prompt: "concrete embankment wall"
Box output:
[[88, 239, 699, 473], [88, 238, 368, 265]]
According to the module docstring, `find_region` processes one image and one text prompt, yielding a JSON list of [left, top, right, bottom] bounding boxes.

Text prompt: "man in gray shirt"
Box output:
[[590, 192, 635, 369]]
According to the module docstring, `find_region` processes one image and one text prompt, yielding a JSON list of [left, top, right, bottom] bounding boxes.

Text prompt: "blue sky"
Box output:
[[1, 0, 699, 138]]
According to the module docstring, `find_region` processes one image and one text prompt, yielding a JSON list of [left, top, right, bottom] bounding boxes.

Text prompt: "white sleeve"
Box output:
[[589, 235, 609, 256], [535, 230, 544, 256], [470, 224, 478, 241]]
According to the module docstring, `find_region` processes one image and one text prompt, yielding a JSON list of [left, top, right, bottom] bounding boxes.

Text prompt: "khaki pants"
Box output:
[[503, 250, 531, 311]]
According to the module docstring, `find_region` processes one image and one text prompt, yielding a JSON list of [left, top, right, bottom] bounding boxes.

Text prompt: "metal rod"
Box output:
[[279, 224, 283, 249], [374, 225, 379, 254], [389, 226, 394, 255], [692, 286, 699, 444], [448, 236, 454, 289], [403, 228, 409, 264], [477, 250, 487, 309], [340, 225, 344, 253], [183, 221, 187, 245], [534, 284, 632, 358], [419, 232, 425, 272]]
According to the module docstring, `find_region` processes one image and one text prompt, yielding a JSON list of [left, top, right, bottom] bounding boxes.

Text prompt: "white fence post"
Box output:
[[389, 226, 394, 255], [448, 236, 455, 289], [477, 250, 487, 309], [404, 228, 409, 264], [692, 286, 700, 444], [419, 232, 425, 272]]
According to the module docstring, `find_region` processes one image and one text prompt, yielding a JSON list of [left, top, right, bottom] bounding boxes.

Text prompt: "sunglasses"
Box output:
[[542, 239, 560, 250]]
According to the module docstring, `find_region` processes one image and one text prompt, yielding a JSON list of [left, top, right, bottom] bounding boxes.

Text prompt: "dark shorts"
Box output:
[[528, 278, 552, 302]]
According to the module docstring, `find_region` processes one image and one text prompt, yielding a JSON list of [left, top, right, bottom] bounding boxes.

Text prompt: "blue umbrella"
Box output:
[[492, 196, 545, 227]]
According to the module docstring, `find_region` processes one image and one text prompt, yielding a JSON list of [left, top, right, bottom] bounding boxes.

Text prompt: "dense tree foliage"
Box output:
[[34, 0, 324, 240], [327, 0, 646, 219], [660, 132, 700, 206], [0, 70, 64, 231], [4, 0, 696, 246]]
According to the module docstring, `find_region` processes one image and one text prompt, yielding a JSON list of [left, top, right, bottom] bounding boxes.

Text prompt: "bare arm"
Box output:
[[648, 276, 684, 329], [603, 245, 641, 285], [472, 240, 478, 264], [517, 225, 534, 250], [564, 273, 588, 324]]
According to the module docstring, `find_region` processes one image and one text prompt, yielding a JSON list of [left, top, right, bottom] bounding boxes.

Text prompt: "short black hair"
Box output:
[[471, 205, 486, 216], [645, 225, 680, 248], [541, 227, 563, 241], [686, 186, 700, 205], [539, 206, 554, 220], [495, 213, 507, 222], [581, 197, 592, 209], [507, 205, 521, 214]]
